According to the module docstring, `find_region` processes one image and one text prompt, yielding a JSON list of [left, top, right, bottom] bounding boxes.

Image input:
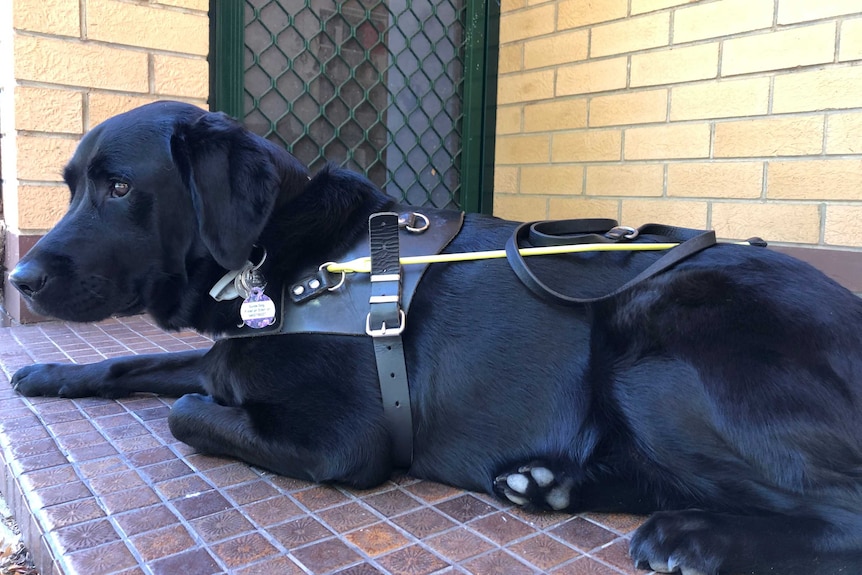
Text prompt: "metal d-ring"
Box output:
[[398, 212, 430, 234], [320, 262, 345, 291]]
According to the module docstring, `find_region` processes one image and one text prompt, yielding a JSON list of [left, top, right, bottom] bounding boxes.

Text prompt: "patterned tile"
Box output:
[[0, 316, 654, 575]]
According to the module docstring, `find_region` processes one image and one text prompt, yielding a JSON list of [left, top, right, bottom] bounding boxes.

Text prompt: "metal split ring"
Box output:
[[320, 262, 345, 291], [398, 212, 430, 234]]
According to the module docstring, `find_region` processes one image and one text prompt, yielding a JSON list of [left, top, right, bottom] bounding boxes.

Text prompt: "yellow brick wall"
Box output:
[[0, 0, 209, 233], [494, 0, 862, 248]]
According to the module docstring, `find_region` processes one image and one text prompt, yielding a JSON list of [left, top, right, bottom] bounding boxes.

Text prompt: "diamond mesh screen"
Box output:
[[243, 0, 465, 208]]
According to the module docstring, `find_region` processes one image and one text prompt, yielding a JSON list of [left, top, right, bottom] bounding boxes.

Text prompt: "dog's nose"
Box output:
[[9, 261, 48, 298]]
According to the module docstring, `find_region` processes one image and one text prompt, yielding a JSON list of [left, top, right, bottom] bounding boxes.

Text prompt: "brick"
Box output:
[[498, 70, 555, 104], [674, 0, 774, 44], [778, 0, 861, 24], [556, 57, 628, 96], [524, 30, 589, 69], [14, 35, 148, 92], [630, 43, 719, 88], [722, 24, 836, 77], [521, 166, 585, 194], [711, 202, 820, 243], [714, 116, 824, 158], [586, 164, 665, 196], [839, 18, 862, 62], [493, 195, 547, 221], [501, 0, 526, 12], [621, 199, 708, 228], [548, 197, 619, 220], [589, 89, 667, 127], [591, 13, 670, 58], [624, 123, 711, 160], [667, 162, 764, 198], [496, 134, 551, 164], [16, 135, 80, 182], [825, 205, 862, 246], [13, 0, 80, 36], [768, 159, 862, 200], [153, 55, 210, 99], [826, 112, 862, 154], [500, 4, 556, 43], [154, 0, 209, 10], [773, 66, 862, 113], [15, 87, 83, 133], [16, 185, 69, 231], [631, 0, 698, 15], [670, 77, 770, 121], [553, 130, 622, 162], [498, 44, 523, 74], [494, 167, 520, 194], [87, 0, 208, 56], [558, 0, 627, 30], [497, 105, 523, 135], [524, 99, 588, 132], [88, 94, 160, 129]]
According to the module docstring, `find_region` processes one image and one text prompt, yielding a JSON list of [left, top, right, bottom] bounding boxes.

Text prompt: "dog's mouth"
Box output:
[[16, 273, 143, 324]]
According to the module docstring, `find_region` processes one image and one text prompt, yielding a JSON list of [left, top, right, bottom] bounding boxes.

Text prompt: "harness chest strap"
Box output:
[[367, 212, 413, 468]]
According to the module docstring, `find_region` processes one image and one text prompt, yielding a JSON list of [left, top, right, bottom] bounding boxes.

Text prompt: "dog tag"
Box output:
[[240, 287, 276, 329]]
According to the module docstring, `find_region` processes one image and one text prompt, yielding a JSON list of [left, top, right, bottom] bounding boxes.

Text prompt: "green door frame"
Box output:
[[209, 0, 498, 215]]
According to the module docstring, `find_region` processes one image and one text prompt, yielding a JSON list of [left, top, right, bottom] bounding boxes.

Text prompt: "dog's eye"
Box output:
[[110, 181, 131, 198]]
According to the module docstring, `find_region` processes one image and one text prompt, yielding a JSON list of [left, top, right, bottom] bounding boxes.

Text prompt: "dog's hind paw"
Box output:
[[494, 462, 575, 511]]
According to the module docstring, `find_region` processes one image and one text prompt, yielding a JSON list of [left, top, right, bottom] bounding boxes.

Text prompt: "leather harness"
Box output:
[[214, 212, 728, 470]]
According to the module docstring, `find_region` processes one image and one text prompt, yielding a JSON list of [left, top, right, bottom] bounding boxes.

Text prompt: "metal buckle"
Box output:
[[366, 310, 406, 337], [605, 226, 639, 241]]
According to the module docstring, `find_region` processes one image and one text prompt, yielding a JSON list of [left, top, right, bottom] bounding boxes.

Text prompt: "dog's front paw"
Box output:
[[494, 462, 575, 511], [629, 510, 724, 575], [12, 363, 114, 398], [13, 363, 78, 397]]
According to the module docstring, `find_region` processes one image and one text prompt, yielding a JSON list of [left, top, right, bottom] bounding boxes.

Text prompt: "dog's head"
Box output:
[[9, 100, 309, 324]]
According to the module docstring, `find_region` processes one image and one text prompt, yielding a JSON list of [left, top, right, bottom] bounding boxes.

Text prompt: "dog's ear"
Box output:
[[170, 112, 308, 270]]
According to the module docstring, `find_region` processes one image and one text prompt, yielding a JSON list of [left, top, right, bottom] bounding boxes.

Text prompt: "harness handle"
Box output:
[[505, 220, 717, 306]]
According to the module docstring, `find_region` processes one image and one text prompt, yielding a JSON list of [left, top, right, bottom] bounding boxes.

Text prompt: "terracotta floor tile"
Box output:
[[149, 548, 222, 575], [52, 517, 121, 554], [318, 501, 380, 533], [344, 522, 410, 556], [292, 538, 362, 573], [364, 489, 422, 517], [592, 538, 642, 575], [435, 494, 497, 523], [192, 508, 256, 543], [65, 540, 139, 574], [225, 478, 280, 505], [211, 532, 281, 569], [268, 516, 333, 549], [403, 480, 464, 503], [100, 485, 161, 514], [172, 489, 232, 520], [292, 484, 352, 511], [242, 495, 304, 526], [552, 556, 628, 575], [130, 523, 197, 562], [469, 512, 535, 545], [233, 555, 306, 575], [393, 507, 457, 538], [202, 462, 260, 487], [114, 504, 181, 537], [508, 533, 580, 571], [463, 549, 535, 575], [333, 563, 387, 575], [550, 517, 618, 552], [377, 544, 451, 575], [153, 473, 212, 499], [40, 497, 106, 531], [425, 527, 495, 562], [88, 469, 147, 496]]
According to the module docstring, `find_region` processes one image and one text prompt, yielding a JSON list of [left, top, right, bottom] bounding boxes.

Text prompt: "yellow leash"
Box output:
[[326, 242, 681, 274]]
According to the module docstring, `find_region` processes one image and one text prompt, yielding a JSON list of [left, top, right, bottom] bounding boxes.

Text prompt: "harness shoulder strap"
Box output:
[[505, 219, 717, 306]]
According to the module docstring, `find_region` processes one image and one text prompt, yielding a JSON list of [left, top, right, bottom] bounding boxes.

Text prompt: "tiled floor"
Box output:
[[0, 315, 654, 575]]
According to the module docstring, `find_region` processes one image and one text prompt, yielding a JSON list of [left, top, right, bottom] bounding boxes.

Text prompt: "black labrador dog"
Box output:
[[9, 101, 862, 575]]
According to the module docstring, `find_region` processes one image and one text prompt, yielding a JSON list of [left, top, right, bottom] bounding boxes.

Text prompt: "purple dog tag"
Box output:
[[240, 287, 276, 329]]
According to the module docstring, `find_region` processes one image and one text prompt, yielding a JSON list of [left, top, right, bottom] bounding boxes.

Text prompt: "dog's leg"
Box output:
[[629, 508, 862, 575], [168, 393, 389, 487], [11, 349, 208, 398]]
